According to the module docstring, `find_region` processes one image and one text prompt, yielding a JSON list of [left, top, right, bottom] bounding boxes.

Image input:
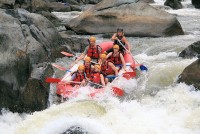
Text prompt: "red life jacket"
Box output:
[[90, 72, 101, 84], [101, 61, 115, 75], [84, 63, 92, 78], [72, 71, 85, 82], [87, 45, 101, 59], [109, 52, 122, 65]]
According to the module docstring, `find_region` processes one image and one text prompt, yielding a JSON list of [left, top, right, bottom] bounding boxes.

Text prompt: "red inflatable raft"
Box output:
[[56, 42, 136, 98]]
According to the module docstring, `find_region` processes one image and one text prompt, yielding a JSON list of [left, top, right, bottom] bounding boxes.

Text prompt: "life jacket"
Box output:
[[90, 72, 101, 84], [109, 52, 122, 65], [114, 35, 126, 51], [87, 45, 101, 59], [101, 61, 115, 76], [72, 71, 86, 82], [84, 63, 92, 78]]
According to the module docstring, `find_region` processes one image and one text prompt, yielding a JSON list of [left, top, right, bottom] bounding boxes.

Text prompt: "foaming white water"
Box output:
[[167, 8, 200, 16], [1, 0, 200, 133], [0, 110, 25, 134], [13, 83, 200, 134]]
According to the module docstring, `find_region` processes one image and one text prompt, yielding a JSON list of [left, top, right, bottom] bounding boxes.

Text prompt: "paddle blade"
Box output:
[[52, 63, 66, 71], [45, 78, 61, 83], [61, 51, 74, 57], [122, 72, 136, 79], [140, 65, 148, 71], [111, 87, 124, 96]]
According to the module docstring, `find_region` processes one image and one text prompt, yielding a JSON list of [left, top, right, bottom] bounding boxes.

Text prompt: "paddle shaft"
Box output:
[[117, 39, 147, 70], [61, 51, 98, 64]]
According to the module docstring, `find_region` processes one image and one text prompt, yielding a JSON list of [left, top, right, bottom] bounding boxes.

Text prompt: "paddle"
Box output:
[[117, 39, 148, 71], [88, 81, 124, 96], [61, 51, 98, 64], [45, 77, 61, 83], [106, 71, 136, 80], [51, 63, 72, 72], [61, 51, 75, 57], [45, 77, 81, 84]]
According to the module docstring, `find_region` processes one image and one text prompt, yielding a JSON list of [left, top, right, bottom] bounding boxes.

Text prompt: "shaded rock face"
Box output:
[[62, 126, 88, 134], [38, 11, 61, 27], [81, 0, 102, 4], [14, 0, 82, 12], [177, 59, 200, 90], [192, 0, 200, 9], [20, 63, 53, 113], [0, 8, 69, 113], [179, 41, 200, 58], [164, 0, 182, 10], [0, 0, 15, 9], [65, 0, 184, 37], [60, 32, 88, 52]]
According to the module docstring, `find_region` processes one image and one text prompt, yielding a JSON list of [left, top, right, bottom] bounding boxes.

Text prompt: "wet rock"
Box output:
[[63, 126, 88, 134], [138, 0, 154, 3], [48, 2, 71, 12], [20, 63, 53, 113], [0, 0, 15, 9], [192, 0, 200, 9], [177, 59, 200, 90], [70, 5, 82, 11], [0, 8, 69, 113], [164, 0, 182, 10], [82, 0, 102, 4], [60, 32, 88, 52], [179, 41, 200, 58], [65, 0, 184, 37], [38, 11, 61, 27], [14, 0, 75, 12], [61, 0, 79, 5]]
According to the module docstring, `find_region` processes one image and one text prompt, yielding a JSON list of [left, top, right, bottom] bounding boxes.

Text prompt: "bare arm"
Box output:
[[123, 37, 131, 51], [120, 53, 126, 71], [75, 53, 86, 63], [70, 53, 86, 68], [100, 74, 106, 86], [111, 33, 117, 41], [106, 52, 112, 59], [108, 62, 118, 76]]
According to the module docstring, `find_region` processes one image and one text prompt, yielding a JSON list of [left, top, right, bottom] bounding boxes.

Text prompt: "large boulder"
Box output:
[[0, 8, 69, 113], [65, 0, 184, 37], [177, 59, 200, 90], [179, 41, 200, 58], [192, 0, 200, 9], [164, 0, 182, 10], [20, 63, 53, 113]]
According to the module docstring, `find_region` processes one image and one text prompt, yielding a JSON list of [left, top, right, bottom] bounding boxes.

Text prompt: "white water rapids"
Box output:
[[1, 0, 200, 133]]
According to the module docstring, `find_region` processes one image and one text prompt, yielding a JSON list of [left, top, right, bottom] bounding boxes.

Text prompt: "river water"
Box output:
[[1, 0, 200, 134]]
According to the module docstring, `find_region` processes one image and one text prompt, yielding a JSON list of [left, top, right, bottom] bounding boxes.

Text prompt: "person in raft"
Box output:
[[71, 36, 102, 67], [100, 53, 118, 84], [70, 65, 86, 86], [105, 28, 131, 54], [106, 45, 127, 71], [83, 56, 94, 78], [89, 64, 106, 88]]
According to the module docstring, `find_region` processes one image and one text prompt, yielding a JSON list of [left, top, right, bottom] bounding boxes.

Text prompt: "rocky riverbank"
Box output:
[[0, 0, 199, 113]]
